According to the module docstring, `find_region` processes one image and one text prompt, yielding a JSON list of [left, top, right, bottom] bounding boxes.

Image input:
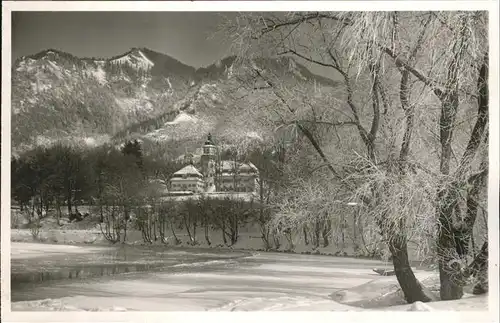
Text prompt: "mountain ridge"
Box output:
[[11, 47, 341, 157], [17, 47, 192, 67], [16, 47, 338, 85]]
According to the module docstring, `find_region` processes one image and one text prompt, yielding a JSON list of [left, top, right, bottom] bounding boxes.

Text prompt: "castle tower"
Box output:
[[200, 133, 216, 192]]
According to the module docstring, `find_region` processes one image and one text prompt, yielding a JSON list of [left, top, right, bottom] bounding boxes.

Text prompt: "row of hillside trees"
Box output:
[[133, 196, 257, 246], [11, 140, 180, 226], [10, 137, 284, 246], [221, 11, 489, 302], [11, 134, 374, 252]]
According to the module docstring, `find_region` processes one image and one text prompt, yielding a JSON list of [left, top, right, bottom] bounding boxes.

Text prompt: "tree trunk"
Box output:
[[169, 220, 181, 244], [44, 199, 50, 215], [465, 241, 488, 295], [30, 198, 36, 224], [389, 236, 433, 303], [438, 259, 463, 300], [122, 206, 128, 244], [322, 219, 331, 247], [192, 222, 197, 244], [67, 191, 72, 216], [74, 197, 79, 214], [99, 204, 104, 223], [153, 215, 158, 242], [37, 195, 44, 218], [437, 191, 464, 300], [285, 230, 294, 250], [230, 215, 239, 245], [273, 229, 281, 249], [314, 220, 320, 248], [303, 226, 309, 245], [341, 217, 346, 250], [55, 198, 62, 226], [459, 168, 488, 258], [471, 234, 476, 258], [260, 225, 271, 250], [221, 221, 227, 245], [439, 52, 488, 298], [353, 210, 359, 252], [184, 217, 193, 243], [149, 213, 154, 242], [204, 224, 211, 245]]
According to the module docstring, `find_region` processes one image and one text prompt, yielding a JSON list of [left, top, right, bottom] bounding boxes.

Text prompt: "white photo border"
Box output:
[[1, 1, 498, 322]]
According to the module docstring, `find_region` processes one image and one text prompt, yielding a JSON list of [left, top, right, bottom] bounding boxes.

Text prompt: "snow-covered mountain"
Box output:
[[11, 47, 339, 156], [109, 49, 154, 70]]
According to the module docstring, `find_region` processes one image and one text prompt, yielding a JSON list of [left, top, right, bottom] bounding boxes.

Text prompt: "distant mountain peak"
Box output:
[[110, 48, 154, 70], [19, 48, 74, 62]]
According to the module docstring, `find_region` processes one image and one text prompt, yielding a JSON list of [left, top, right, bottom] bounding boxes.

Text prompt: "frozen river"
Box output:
[[11, 242, 429, 311]]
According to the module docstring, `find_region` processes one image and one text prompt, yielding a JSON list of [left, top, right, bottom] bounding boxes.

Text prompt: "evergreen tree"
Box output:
[[121, 139, 144, 172], [11, 157, 37, 209]]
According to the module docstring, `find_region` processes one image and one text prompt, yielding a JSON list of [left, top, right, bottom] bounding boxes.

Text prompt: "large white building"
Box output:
[[169, 165, 206, 193], [169, 134, 259, 194]]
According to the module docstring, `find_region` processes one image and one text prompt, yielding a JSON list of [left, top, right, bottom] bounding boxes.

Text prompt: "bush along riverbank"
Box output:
[[11, 227, 437, 269]]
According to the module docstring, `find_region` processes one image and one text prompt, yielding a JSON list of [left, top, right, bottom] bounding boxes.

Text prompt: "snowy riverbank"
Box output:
[[10, 242, 489, 314], [11, 227, 427, 267], [10, 207, 429, 263], [11, 242, 112, 260]]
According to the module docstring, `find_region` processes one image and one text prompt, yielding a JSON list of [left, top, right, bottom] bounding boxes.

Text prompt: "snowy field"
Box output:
[[11, 242, 112, 259], [10, 242, 489, 315]]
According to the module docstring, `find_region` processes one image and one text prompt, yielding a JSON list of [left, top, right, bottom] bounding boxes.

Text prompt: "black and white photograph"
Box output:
[[1, 1, 498, 321]]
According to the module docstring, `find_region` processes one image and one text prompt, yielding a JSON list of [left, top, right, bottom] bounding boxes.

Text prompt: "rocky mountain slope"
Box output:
[[11, 47, 339, 157]]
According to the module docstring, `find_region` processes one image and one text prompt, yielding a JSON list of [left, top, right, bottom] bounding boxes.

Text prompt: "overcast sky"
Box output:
[[12, 12, 235, 67], [12, 11, 339, 80]]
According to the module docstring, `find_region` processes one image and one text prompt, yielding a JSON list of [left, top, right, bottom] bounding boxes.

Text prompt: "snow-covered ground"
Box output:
[[165, 112, 198, 125], [10, 242, 111, 260], [10, 242, 489, 314], [110, 50, 154, 70]]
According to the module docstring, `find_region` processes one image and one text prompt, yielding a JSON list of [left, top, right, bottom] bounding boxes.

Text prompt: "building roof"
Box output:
[[220, 160, 237, 171], [240, 162, 259, 172], [149, 178, 167, 185], [172, 165, 203, 178], [219, 160, 259, 173]]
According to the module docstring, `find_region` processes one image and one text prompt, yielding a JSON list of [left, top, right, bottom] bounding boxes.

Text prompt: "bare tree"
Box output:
[[180, 199, 199, 245], [197, 195, 213, 246], [158, 200, 182, 245], [376, 11, 489, 299], [220, 11, 488, 302]]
